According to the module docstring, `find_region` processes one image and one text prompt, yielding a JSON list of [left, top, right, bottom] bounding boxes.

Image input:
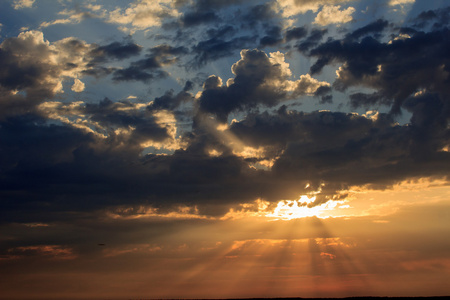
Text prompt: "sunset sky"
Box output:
[[1, 0, 450, 299]]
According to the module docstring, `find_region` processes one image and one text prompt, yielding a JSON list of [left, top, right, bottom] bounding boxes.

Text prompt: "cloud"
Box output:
[[113, 44, 188, 82], [1, 0, 450, 232], [389, 0, 415, 6], [275, 0, 353, 18], [229, 105, 450, 204], [12, 0, 35, 9], [0, 31, 96, 118], [181, 10, 219, 27], [190, 0, 246, 10], [148, 89, 194, 111], [308, 24, 450, 113], [313, 5, 355, 26], [197, 49, 330, 121], [107, 0, 181, 32], [71, 79, 85, 92], [349, 92, 390, 108], [259, 25, 283, 47], [1, 92, 449, 224], [285, 26, 308, 41], [191, 35, 257, 67], [39, 9, 94, 28], [345, 19, 390, 41], [5, 245, 76, 260], [412, 6, 450, 29], [39, 97, 174, 145], [297, 28, 328, 52], [90, 41, 143, 61]]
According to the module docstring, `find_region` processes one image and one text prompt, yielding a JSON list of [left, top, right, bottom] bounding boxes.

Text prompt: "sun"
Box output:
[[266, 195, 341, 220]]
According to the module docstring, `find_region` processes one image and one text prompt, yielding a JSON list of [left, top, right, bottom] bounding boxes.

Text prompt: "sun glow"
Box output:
[[267, 195, 342, 220]]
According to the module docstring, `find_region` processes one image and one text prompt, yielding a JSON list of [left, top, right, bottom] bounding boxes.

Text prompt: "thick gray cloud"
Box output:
[[309, 21, 450, 114], [90, 41, 143, 61], [148, 89, 194, 111], [113, 44, 188, 82], [198, 48, 329, 122], [297, 28, 328, 52], [191, 35, 257, 67], [1, 4, 450, 226], [181, 10, 219, 27], [285, 26, 308, 41], [230, 105, 450, 204], [345, 19, 390, 41], [0, 31, 92, 118]]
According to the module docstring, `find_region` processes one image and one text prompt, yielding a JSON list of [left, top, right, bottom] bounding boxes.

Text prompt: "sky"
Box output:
[[0, 0, 450, 299]]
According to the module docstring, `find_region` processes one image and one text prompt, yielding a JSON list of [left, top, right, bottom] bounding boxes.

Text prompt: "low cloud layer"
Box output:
[[1, 3, 450, 223]]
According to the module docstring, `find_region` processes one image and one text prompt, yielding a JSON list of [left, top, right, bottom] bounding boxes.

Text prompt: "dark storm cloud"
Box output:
[[206, 25, 236, 39], [345, 19, 390, 41], [2, 93, 450, 224], [192, 0, 246, 10], [113, 44, 188, 82], [181, 10, 219, 27], [2, 3, 450, 227], [90, 41, 143, 61], [148, 89, 194, 111], [0, 102, 176, 224], [0, 47, 44, 91], [415, 10, 438, 22], [112, 64, 164, 82], [0, 31, 95, 118], [297, 28, 328, 52], [259, 25, 283, 47], [412, 6, 450, 29], [308, 16, 450, 113], [0, 113, 253, 222], [191, 35, 257, 67], [169, 1, 284, 66], [243, 2, 277, 27], [349, 92, 391, 108], [83, 98, 170, 142], [172, 0, 262, 30], [229, 105, 450, 204], [285, 26, 308, 42], [197, 49, 329, 121], [197, 49, 286, 121]]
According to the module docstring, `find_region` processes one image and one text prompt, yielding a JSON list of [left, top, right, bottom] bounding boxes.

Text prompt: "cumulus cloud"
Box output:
[[0, 31, 155, 119], [0, 31, 94, 118], [313, 5, 355, 26], [71, 79, 85, 92], [198, 49, 329, 121], [308, 23, 450, 113]]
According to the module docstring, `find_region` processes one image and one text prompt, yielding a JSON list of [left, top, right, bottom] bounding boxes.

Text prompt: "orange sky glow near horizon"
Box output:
[[2, 179, 450, 299]]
